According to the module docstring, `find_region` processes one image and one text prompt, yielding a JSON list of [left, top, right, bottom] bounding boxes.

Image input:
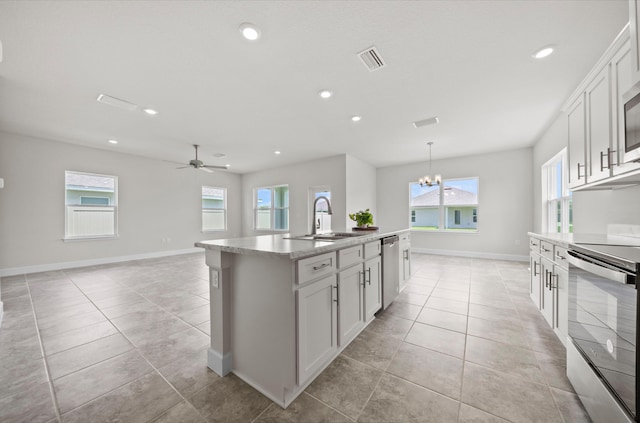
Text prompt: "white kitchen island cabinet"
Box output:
[[195, 229, 408, 409]]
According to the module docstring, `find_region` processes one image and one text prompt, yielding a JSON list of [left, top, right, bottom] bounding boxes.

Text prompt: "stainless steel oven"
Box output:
[[567, 244, 640, 423]]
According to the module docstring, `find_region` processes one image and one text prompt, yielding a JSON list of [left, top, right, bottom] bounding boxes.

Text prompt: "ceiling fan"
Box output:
[[177, 144, 228, 173]]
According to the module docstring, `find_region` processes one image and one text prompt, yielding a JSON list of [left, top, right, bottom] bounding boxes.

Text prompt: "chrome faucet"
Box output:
[[311, 196, 333, 235]]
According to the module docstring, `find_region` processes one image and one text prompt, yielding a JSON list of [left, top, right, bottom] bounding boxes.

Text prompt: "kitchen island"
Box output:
[[195, 229, 409, 408]]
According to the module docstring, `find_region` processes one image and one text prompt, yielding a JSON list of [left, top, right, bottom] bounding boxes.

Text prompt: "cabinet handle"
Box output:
[[541, 246, 549, 253], [533, 261, 539, 276], [555, 251, 566, 261], [366, 268, 371, 285], [544, 270, 550, 289], [359, 271, 365, 287], [577, 162, 584, 180], [600, 148, 613, 171], [551, 274, 558, 290], [332, 285, 339, 304], [313, 262, 331, 271], [403, 250, 409, 260], [531, 241, 538, 247]]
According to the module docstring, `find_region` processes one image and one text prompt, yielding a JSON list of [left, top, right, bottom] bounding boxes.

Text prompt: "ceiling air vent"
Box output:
[[96, 94, 138, 112], [357, 46, 386, 72]]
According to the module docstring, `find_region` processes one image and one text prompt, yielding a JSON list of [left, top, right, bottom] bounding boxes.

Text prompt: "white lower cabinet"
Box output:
[[363, 255, 381, 322], [338, 264, 365, 346], [296, 274, 338, 384], [529, 236, 569, 346]]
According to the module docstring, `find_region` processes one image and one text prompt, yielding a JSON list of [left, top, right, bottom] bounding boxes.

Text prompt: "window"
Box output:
[[310, 187, 331, 233], [410, 177, 479, 232], [65, 171, 117, 239], [542, 149, 572, 233], [255, 185, 289, 230], [202, 186, 226, 231]]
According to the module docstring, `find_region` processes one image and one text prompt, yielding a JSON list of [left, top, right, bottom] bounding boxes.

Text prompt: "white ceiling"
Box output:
[[0, 1, 629, 173]]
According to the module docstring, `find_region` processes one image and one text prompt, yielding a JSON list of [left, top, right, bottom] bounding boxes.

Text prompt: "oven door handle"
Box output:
[[568, 252, 632, 285]]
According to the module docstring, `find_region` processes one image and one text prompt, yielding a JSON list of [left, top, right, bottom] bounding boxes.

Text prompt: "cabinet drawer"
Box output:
[[399, 232, 411, 243], [540, 240, 554, 260], [364, 241, 381, 259], [338, 245, 364, 269], [529, 237, 541, 253], [297, 252, 336, 285], [554, 245, 569, 267]]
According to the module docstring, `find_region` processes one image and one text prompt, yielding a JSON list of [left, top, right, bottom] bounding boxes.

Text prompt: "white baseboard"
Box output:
[[412, 247, 528, 262], [0, 247, 203, 277]]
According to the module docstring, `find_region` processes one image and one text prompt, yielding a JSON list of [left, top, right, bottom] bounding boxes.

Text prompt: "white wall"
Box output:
[[377, 148, 533, 260], [0, 132, 242, 274], [532, 113, 640, 234], [345, 154, 377, 229], [241, 155, 348, 236]]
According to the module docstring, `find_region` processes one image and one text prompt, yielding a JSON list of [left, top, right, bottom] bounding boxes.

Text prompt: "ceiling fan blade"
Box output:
[[199, 167, 214, 173], [203, 164, 229, 170], [175, 165, 191, 169]]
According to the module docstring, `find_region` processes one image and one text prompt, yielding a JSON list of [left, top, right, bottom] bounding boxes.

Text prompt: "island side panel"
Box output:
[[204, 249, 234, 375], [231, 253, 297, 406]]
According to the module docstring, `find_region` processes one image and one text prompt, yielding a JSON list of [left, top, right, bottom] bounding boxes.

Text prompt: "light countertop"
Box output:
[[528, 232, 640, 248], [195, 228, 410, 260]]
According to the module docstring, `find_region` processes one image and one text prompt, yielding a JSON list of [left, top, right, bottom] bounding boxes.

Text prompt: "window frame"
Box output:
[[254, 184, 289, 231], [409, 177, 479, 233], [201, 186, 227, 232], [542, 149, 572, 233], [64, 170, 118, 241]]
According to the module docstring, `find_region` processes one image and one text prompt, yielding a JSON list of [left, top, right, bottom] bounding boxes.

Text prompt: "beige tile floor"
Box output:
[[0, 252, 591, 423]]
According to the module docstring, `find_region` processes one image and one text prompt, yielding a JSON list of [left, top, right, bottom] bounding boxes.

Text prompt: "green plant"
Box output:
[[349, 209, 373, 227]]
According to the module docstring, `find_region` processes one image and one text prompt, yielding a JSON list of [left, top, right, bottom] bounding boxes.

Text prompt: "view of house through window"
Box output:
[[255, 185, 289, 230], [542, 149, 572, 233], [65, 171, 117, 239], [410, 177, 479, 232], [202, 186, 226, 231]]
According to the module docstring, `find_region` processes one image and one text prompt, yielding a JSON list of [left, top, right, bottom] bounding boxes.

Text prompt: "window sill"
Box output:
[[63, 235, 119, 242], [410, 229, 479, 234], [202, 229, 227, 233]]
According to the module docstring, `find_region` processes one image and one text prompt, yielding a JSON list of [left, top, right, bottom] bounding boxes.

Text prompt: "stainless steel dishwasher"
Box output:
[[381, 234, 400, 310]]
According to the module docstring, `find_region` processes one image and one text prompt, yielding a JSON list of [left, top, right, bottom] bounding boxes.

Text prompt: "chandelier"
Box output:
[[418, 142, 441, 187]]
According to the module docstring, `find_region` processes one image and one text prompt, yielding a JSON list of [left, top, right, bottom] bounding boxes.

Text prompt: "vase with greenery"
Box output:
[[349, 209, 374, 228]]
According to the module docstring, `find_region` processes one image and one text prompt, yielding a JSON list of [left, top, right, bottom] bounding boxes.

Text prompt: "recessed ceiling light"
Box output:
[[239, 23, 261, 41], [351, 116, 362, 122], [108, 139, 118, 144], [319, 90, 332, 99], [533, 46, 555, 59], [226, 164, 231, 168], [274, 151, 281, 155], [143, 108, 158, 115]]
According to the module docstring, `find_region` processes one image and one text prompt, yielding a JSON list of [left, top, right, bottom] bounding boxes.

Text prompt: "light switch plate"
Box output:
[[0, 178, 4, 189]]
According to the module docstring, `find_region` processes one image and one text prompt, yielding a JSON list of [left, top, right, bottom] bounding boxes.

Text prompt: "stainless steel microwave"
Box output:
[[624, 82, 640, 163]]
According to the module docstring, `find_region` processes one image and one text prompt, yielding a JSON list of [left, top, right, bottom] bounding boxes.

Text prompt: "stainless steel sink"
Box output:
[[283, 232, 367, 241]]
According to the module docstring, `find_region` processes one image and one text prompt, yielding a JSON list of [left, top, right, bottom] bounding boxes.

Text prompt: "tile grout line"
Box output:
[[61, 270, 209, 423], [24, 274, 63, 423]]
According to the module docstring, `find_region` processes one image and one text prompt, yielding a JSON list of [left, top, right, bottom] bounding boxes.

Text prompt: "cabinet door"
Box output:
[[540, 258, 554, 327], [554, 264, 568, 345], [364, 256, 381, 322], [567, 94, 587, 188], [530, 254, 541, 309], [585, 66, 612, 183], [612, 40, 640, 175], [338, 264, 365, 346], [402, 247, 411, 283], [631, 0, 640, 85], [297, 274, 337, 384]]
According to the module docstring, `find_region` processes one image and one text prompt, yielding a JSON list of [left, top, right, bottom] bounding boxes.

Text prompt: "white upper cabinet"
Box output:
[[585, 66, 612, 184], [568, 94, 587, 189], [630, 0, 640, 84], [564, 25, 639, 190]]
